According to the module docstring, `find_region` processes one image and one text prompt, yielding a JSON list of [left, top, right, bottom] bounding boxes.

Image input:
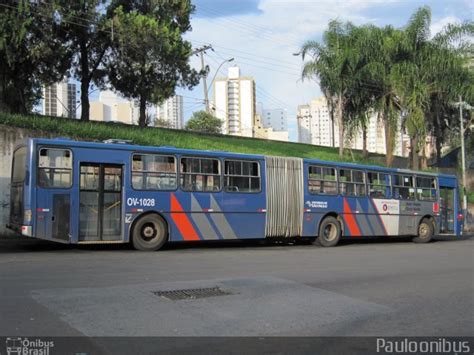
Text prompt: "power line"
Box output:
[[193, 17, 299, 50], [211, 46, 301, 72], [189, 38, 300, 67], [197, 4, 304, 45]]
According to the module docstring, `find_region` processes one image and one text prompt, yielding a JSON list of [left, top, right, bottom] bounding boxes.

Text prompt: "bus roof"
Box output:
[[28, 137, 457, 179]]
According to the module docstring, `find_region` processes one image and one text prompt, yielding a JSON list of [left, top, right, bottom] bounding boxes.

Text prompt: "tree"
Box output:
[[57, 0, 115, 122], [106, 1, 200, 127], [154, 117, 172, 128], [185, 111, 222, 134], [0, 0, 70, 113], [342, 24, 379, 159], [393, 7, 474, 168], [355, 24, 407, 167], [425, 20, 474, 166], [301, 20, 358, 158]]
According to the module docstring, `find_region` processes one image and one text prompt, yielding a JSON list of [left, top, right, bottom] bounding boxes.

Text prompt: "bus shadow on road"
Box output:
[[0, 233, 471, 253]]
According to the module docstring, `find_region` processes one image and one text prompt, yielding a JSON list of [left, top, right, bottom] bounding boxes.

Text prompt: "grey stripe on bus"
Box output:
[[190, 195, 220, 240], [209, 195, 237, 239], [365, 199, 386, 236], [354, 199, 374, 236]]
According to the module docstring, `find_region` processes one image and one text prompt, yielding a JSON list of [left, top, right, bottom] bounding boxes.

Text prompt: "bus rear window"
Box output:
[[38, 148, 72, 188], [12, 147, 27, 183]]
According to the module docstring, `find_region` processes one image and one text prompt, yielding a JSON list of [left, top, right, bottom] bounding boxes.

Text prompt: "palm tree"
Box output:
[[343, 24, 381, 159], [300, 20, 357, 158], [427, 19, 474, 165], [394, 7, 473, 168], [356, 25, 405, 167]]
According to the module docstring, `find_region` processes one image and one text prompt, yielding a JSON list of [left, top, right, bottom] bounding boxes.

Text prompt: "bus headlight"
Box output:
[[23, 209, 32, 224]]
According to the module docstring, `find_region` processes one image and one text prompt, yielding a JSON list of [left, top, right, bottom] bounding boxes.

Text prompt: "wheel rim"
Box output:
[[419, 223, 429, 239], [141, 222, 158, 242], [323, 223, 337, 242]]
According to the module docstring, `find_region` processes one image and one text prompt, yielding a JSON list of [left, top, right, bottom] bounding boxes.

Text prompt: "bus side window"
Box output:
[[416, 176, 437, 201], [132, 154, 177, 190], [38, 148, 72, 188], [367, 171, 391, 198], [392, 174, 415, 200], [308, 165, 337, 195], [338, 169, 366, 197], [224, 160, 260, 193], [180, 157, 221, 192]]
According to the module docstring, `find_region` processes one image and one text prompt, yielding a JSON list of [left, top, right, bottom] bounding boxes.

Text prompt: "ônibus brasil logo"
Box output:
[[5, 337, 54, 355]]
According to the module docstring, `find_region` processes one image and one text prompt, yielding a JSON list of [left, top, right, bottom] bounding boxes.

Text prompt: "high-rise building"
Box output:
[[255, 103, 289, 141], [258, 106, 288, 132], [156, 95, 184, 129], [297, 96, 410, 157], [254, 114, 289, 142], [296, 104, 312, 144], [90, 90, 139, 125], [42, 78, 76, 118], [213, 66, 256, 137]]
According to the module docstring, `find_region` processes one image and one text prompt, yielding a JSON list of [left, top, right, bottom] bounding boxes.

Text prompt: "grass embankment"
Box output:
[[0, 112, 384, 165]]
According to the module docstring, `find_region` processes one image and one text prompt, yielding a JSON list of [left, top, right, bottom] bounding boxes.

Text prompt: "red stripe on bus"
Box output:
[[343, 198, 361, 237], [170, 193, 200, 241]]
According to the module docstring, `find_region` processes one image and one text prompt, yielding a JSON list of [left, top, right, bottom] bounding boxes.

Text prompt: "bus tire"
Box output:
[[314, 216, 341, 247], [131, 214, 168, 251], [413, 218, 433, 243]]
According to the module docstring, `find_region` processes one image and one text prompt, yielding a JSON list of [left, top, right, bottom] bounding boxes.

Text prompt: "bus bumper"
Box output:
[[20, 225, 32, 237], [6, 223, 32, 237]]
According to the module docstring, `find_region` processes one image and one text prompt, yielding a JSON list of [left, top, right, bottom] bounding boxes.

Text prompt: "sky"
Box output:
[[177, 0, 473, 141]]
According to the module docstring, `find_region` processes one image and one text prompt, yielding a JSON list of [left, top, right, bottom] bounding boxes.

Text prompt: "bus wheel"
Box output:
[[314, 216, 341, 247], [413, 219, 433, 244], [132, 214, 168, 251]]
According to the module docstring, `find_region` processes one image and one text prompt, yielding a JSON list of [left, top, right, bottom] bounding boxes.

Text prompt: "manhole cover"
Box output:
[[153, 287, 232, 301]]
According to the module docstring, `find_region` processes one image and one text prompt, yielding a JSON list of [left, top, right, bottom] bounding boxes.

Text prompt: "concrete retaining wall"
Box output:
[[0, 126, 55, 236]]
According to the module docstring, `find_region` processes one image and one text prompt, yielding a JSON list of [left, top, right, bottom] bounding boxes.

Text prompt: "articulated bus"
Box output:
[[8, 138, 464, 251]]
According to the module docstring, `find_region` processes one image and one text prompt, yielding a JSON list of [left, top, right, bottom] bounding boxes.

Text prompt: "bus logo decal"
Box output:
[[306, 200, 327, 209]]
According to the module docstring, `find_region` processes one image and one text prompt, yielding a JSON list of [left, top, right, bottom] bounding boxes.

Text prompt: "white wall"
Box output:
[[214, 80, 228, 134], [240, 79, 254, 137]]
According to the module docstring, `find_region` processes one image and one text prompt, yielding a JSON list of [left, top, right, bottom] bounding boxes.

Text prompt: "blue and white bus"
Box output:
[[8, 137, 464, 250]]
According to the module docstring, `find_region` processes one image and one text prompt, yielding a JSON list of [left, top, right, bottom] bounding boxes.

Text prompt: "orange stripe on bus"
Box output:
[[170, 194, 200, 241], [343, 198, 362, 237]]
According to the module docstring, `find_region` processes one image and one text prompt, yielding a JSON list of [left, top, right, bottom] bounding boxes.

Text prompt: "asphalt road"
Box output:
[[0, 236, 473, 342]]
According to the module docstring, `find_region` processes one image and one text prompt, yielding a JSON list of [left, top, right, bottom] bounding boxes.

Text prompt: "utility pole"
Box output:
[[192, 45, 212, 113], [458, 96, 468, 212]]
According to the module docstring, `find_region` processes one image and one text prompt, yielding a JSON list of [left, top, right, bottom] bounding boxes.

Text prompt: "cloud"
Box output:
[[430, 15, 462, 37]]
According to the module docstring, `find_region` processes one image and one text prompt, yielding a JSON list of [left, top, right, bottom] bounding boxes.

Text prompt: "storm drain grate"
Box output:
[[153, 287, 232, 301]]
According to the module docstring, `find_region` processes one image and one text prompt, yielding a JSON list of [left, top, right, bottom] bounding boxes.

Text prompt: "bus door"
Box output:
[[438, 177, 459, 235], [36, 148, 73, 241], [221, 159, 266, 239], [439, 186, 455, 234], [79, 163, 123, 241]]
